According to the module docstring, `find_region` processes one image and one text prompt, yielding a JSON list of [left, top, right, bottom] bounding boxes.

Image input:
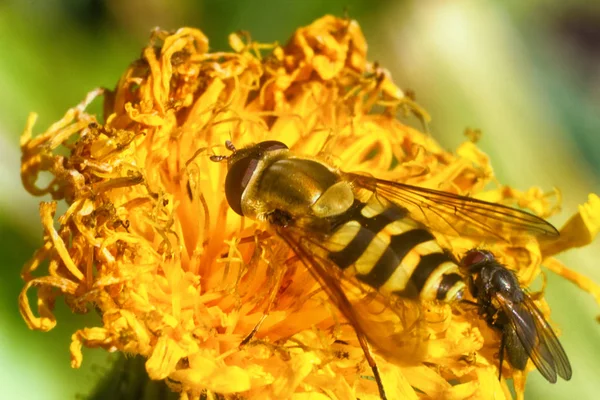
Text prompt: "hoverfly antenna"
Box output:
[[209, 154, 228, 162], [225, 140, 236, 152], [209, 140, 237, 163]]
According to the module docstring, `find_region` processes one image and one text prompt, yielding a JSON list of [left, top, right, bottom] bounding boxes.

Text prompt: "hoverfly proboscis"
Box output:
[[211, 140, 564, 398]]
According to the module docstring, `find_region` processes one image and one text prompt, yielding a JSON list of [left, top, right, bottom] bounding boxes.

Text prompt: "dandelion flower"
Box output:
[[19, 15, 600, 400]]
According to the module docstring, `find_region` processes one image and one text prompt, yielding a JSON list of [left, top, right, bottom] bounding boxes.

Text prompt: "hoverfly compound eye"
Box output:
[[224, 141, 288, 216], [461, 249, 491, 268], [256, 140, 288, 152], [225, 156, 258, 216]]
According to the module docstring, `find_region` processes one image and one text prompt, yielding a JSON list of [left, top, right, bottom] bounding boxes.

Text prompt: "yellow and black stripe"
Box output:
[[325, 198, 465, 302]]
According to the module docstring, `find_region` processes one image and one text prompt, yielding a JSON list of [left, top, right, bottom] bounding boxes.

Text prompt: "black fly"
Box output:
[[461, 249, 572, 383]]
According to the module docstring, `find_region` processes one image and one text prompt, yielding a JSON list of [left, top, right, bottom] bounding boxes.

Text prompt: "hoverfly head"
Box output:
[[213, 140, 289, 216]]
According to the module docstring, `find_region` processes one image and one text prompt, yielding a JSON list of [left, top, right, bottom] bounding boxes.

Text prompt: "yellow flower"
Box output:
[[19, 15, 600, 400]]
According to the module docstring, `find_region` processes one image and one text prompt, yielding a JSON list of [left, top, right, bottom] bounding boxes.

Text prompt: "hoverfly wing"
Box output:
[[344, 172, 559, 241], [495, 292, 571, 382], [276, 224, 428, 366]]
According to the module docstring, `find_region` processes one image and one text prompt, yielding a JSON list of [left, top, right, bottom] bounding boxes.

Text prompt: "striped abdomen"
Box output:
[[325, 199, 465, 302]]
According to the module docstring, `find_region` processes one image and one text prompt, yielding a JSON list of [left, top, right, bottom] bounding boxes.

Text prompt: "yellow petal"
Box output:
[[542, 193, 600, 257], [170, 354, 252, 394]]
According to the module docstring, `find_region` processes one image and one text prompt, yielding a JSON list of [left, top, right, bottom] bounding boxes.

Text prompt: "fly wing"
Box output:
[[521, 295, 572, 381], [494, 292, 571, 382], [276, 224, 428, 366], [503, 324, 529, 371], [344, 172, 559, 241]]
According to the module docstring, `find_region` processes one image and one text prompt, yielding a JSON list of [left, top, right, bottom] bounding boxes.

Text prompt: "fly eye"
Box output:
[[461, 250, 490, 268]]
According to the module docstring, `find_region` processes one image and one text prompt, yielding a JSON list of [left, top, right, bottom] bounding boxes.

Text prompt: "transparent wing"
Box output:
[[276, 224, 428, 366], [344, 172, 559, 241], [503, 324, 529, 371], [521, 295, 572, 381], [495, 292, 572, 382]]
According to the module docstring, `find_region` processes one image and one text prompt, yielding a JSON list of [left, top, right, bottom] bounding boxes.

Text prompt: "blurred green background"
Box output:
[[1, 0, 599, 399]]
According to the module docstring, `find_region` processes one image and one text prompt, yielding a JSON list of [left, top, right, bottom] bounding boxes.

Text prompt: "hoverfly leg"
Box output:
[[240, 313, 268, 346], [460, 299, 479, 307], [239, 283, 279, 347], [209, 154, 228, 162], [356, 329, 388, 400], [239, 252, 291, 347], [236, 230, 272, 246]]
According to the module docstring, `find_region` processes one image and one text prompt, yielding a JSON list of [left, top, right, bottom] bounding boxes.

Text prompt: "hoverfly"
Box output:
[[211, 140, 560, 398], [461, 249, 572, 383]]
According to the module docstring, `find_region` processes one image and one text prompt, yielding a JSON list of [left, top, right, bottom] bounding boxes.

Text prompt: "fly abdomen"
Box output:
[[325, 198, 465, 302]]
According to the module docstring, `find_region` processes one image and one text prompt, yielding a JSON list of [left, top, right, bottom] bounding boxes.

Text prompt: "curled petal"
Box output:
[[19, 275, 78, 331], [542, 193, 600, 257]]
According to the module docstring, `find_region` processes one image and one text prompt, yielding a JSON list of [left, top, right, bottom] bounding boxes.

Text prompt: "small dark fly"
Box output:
[[461, 249, 572, 383]]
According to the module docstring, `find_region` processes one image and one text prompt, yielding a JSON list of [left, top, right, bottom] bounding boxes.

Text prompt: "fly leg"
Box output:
[[497, 330, 507, 381]]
